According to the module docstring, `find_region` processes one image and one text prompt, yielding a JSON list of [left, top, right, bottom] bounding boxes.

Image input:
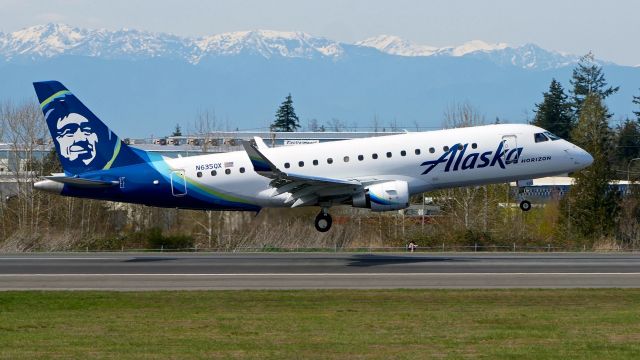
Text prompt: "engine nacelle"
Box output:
[[353, 180, 410, 212]]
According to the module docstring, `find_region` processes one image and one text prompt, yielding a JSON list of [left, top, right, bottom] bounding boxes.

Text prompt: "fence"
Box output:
[[41, 242, 640, 253]]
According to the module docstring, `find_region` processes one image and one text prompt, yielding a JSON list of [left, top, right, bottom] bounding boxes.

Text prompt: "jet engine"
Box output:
[[352, 180, 410, 212]]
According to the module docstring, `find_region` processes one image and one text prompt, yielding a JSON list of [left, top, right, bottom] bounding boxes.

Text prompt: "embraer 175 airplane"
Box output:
[[33, 81, 593, 232]]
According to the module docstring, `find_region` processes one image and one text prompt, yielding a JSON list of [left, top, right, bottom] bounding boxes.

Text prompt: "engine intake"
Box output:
[[353, 180, 410, 212]]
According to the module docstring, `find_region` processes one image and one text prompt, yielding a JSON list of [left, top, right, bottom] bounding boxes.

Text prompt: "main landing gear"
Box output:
[[314, 208, 333, 232]]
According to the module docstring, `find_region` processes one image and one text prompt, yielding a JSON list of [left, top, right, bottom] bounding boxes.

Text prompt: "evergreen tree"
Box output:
[[570, 52, 619, 117], [561, 94, 619, 240], [42, 148, 63, 175], [532, 78, 574, 139], [615, 119, 640, 166], [633, 89, 640, 120], [271, 94, 300, 132], [172, 124, 182, 136]]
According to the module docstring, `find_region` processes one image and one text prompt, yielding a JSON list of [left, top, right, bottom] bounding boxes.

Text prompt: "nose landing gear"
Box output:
[[314, 209, 333, 232], [519, 200, 532, 211]]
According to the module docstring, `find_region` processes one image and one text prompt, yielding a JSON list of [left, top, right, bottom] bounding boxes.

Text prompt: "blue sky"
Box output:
[[1, 0, 638, 65]]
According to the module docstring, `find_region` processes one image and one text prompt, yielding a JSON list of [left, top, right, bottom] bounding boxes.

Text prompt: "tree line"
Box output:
[[530, 52, 640, 242]]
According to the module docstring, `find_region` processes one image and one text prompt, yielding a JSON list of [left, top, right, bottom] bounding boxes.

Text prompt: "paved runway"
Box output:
[[1, 252, 640, 290]]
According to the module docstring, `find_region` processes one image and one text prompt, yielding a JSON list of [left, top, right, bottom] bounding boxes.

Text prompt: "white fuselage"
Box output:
[[158, 124, 592, 208]]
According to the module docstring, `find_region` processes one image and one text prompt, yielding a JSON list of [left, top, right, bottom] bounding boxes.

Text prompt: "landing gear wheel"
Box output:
[[519, 200, 532, 212], [314, 212, 333, 232]]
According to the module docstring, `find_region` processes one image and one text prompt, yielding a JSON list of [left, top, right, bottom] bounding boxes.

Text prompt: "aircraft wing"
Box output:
[[242, 138, 361, 207]]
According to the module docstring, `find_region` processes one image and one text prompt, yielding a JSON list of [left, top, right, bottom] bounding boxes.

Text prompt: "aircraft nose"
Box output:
[[581, 150, 594, 166], [566, 145, 593, 168]]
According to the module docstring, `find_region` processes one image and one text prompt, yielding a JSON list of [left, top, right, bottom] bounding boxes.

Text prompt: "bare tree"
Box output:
[[307, 118, 320, 132], [443, 102, 485, 129], [436, 102, 491, 233], [193, 109, 217, 152], [372, 114, 380, 133], [327, 118, 346, 132], [389, 118, 399, 132], [1, 100, 48, 235], [0, 107, 5, 142]]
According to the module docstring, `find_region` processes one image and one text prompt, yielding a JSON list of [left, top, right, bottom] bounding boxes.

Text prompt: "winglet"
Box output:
[[242, 139, 281, 178], [253, 136, 269, 151]]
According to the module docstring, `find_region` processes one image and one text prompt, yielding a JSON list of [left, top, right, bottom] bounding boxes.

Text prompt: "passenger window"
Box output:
[[298, 161, 304, 167], [472, 143, 477, 149], [534, 133, 548, 143], [429, 147, 435, 153], [343, 156, 349, 162], [400, 150, 406, 156], [225, 169, 231, 175], [358, 155, 364, 161], [211, 170, 217, 176], [240, 167, 245, 173], [415, 149, 421, 155], [372, 153, 378, 159], [284, 162, 290, 169], [386, 152, 392, 158], [327, 158, 333, 164], [313, 159, 318, 166], [457, 144, 463, 150], [197, 171, 202, 178], [443, 146, 449, 152]]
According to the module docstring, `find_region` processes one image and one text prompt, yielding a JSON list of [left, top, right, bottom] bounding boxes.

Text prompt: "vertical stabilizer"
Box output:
[[33, 81, 144, 175]]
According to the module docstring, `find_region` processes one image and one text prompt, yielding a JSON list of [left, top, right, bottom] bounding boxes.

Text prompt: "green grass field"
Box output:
[[1, 289, 640, 359]]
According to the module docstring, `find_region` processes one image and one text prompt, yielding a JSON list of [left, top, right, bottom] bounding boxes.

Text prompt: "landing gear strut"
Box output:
[[519, 200, 532, 212], [516, 185, 531, 212], [314, 209, 332, 232]]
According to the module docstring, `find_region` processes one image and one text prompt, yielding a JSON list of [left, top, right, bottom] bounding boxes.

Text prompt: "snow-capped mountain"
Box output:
[[0, 24, 583, 69], [0, 24, 345, 63], [195, 30, 344, 61], [465, 43, 580, 70], [355, 35, 578, 69], [355, 35, 443, 57], [0, 23, 196, 60], [1, 23, 637, 138], [355, 35, 508, 57]]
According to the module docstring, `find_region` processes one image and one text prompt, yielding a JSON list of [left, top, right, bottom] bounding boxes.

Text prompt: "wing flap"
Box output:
[[242, 139, 362, 207]]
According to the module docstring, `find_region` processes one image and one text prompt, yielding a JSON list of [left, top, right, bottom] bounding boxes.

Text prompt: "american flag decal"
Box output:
[[224, 161, 234, 168]]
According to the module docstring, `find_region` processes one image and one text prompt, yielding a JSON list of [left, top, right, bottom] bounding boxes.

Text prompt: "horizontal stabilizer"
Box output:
[[45, 175, 119, 188]]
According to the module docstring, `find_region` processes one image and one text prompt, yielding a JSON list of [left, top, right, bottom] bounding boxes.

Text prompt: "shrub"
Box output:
[[146, 227, 194, 250]]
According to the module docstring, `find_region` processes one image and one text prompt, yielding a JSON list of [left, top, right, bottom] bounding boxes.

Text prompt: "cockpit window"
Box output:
[[534, 132, 548, 143], [544, 131, 561, 141]]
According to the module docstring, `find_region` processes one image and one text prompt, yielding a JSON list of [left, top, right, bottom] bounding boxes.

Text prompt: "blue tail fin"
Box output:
[[34, 81, 145, 175]]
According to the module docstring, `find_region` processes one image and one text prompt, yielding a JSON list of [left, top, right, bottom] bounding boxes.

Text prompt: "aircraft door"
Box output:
[[501, 135, 519, 165], [170, 170, 187, 197]]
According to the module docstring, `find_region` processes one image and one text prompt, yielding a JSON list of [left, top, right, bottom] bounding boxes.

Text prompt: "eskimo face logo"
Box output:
[[421, 142, 523, 175], [55, 112, 99, 165]]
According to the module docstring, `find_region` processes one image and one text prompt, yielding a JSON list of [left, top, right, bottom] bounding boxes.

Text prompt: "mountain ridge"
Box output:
[[0, 23, 597, 69], [0, 23, 637, 138]]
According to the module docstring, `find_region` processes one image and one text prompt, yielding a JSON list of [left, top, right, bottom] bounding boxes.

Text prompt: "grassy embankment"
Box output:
[[1, 289, 640, 359]]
